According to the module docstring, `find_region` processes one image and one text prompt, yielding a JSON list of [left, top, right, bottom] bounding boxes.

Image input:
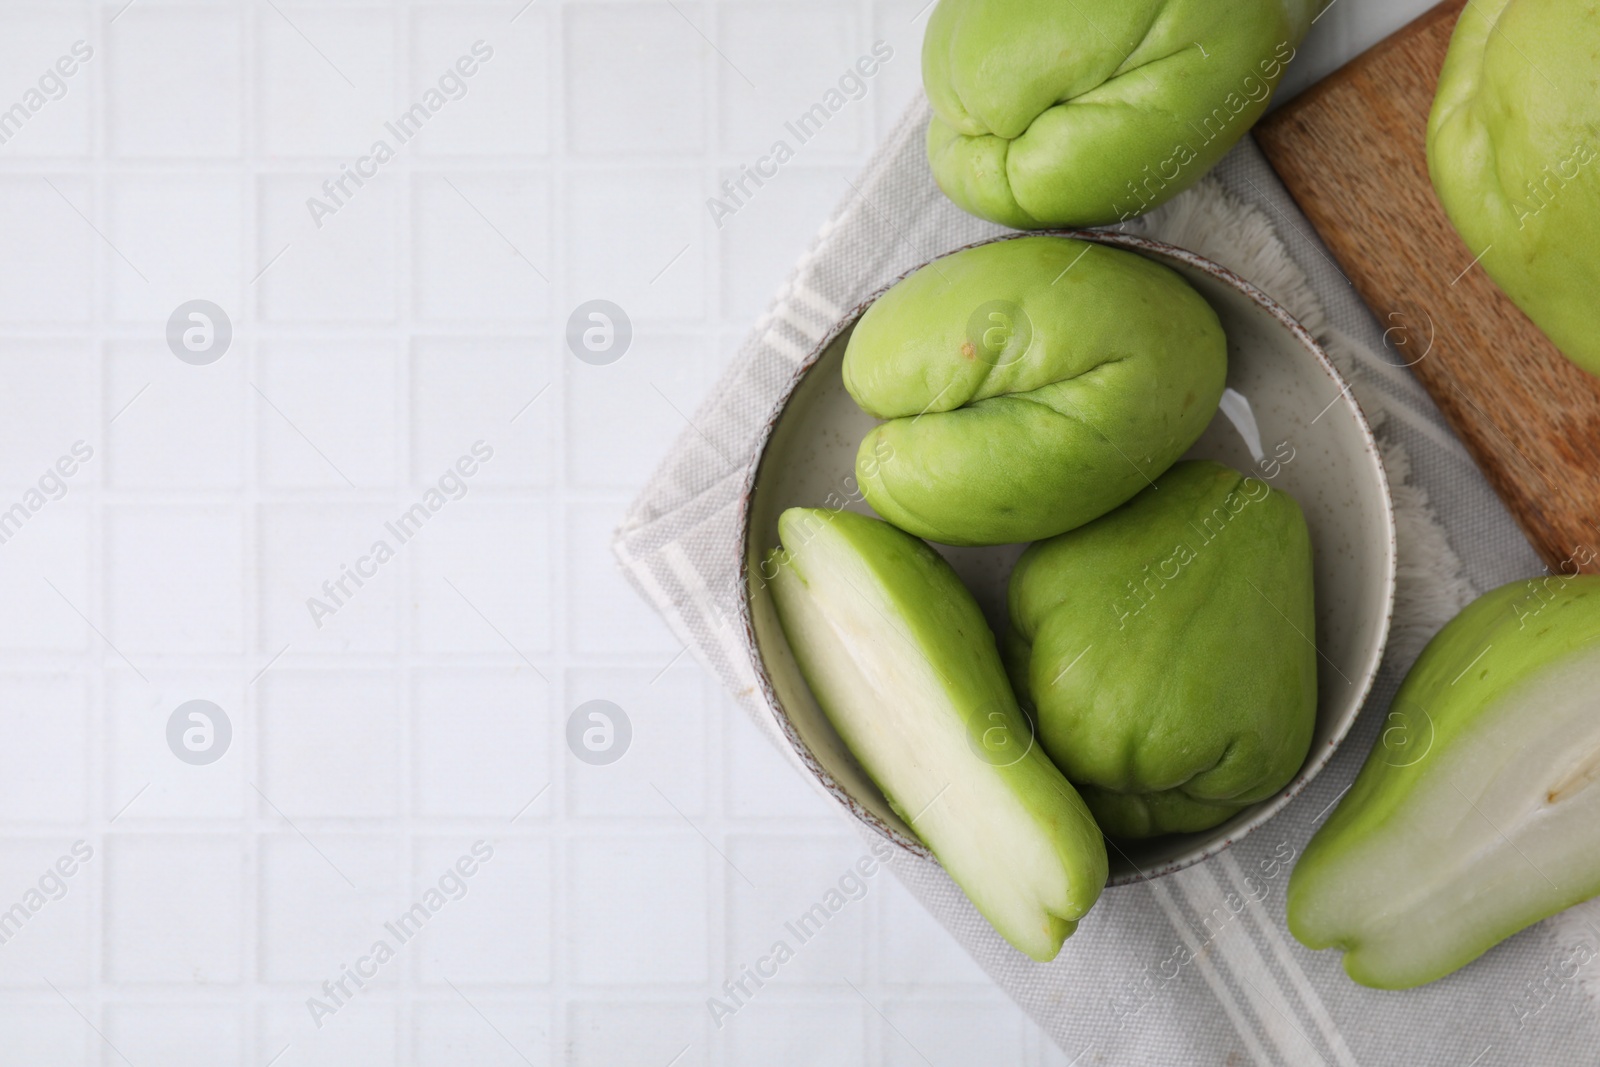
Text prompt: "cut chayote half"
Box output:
[[923, 0, 1324, 227], [1429, 0, 1600, 376], [1006, 460, 1317, 838], [767, 507, 1107, 960], [843, 236, 1226, 547], [1291, 576, 1600, 988]]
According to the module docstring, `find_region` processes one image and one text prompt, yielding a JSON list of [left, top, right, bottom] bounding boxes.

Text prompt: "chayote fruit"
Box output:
[[844, 236, 1227, 547], [1290, 576, 1600, 989], [1429, 0, 1600, 376], [1006, 460, 1317, 838], [923, 0, 1324, 227], [768, 507, 1108, 961]]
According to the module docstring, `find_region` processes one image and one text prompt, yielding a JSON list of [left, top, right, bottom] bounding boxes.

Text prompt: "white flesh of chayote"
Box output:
[[1311, 651, 1600, 986], [769, 514, 1104, 960]]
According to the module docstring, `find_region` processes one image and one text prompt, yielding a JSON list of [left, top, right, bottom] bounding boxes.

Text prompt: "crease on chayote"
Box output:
[[923, 0, 1325, 227]]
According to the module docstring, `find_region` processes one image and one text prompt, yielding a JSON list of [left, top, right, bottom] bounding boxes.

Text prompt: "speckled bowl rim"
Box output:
[[735, 229, 1397, 886]]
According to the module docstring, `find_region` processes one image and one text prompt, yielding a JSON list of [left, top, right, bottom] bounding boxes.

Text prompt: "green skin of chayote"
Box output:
[[1006, 461, 1317, 838], [923, 0, 1325, 227], [1429, 0, 1600, 376], [843, 236, 1227, 547], [1289, 576, 1600, 989]]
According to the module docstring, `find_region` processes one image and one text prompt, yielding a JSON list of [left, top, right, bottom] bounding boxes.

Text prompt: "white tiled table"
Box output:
[[0, 1, 1431, 1063]]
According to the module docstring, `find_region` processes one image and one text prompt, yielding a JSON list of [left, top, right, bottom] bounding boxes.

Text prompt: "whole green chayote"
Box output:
[[843, 235, 1227, 547], [923, 0, 1324, 227], [1429, 0, 1600, 376], [1006, 461, 1317, 838]]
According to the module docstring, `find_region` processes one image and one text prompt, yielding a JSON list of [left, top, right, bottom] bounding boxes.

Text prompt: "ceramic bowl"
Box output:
[[737, 230, 1396, 886]]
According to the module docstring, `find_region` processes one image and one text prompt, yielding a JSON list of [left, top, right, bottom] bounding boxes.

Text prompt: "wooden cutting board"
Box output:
[[1255, 0, 1600, 575]]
